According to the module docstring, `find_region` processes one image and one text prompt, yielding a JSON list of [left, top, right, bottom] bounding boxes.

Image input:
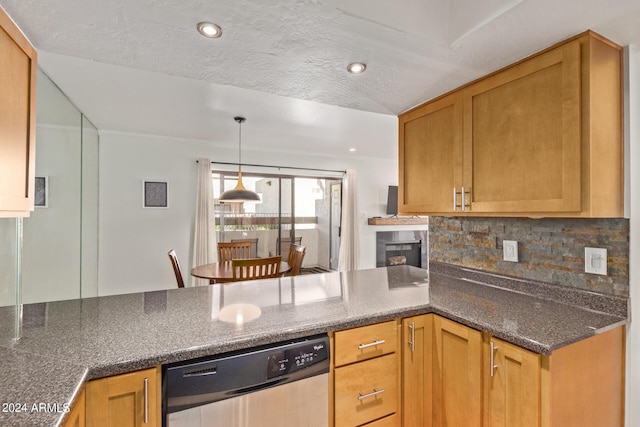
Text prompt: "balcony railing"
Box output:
[[215, 213, 318, 230]]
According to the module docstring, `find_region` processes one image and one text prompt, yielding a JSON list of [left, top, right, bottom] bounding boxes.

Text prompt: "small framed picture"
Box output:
[[143, 180, 169, 208], [35, 176, 48, 208]]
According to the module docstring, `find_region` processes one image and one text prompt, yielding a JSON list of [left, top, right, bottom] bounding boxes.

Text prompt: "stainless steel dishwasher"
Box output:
[[163, 334, 330, 427]]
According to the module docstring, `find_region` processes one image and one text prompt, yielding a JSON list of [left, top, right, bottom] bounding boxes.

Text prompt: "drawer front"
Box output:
[[335, 354, 398, 427], [334, 321, 398, 367], [364, 413, 399, 427]]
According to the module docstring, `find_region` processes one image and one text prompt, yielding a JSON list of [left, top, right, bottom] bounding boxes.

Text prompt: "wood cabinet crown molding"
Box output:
[[398, 30, 623, 218]]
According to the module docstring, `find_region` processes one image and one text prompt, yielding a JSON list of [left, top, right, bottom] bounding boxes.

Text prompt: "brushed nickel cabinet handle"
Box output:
[[461, 186, 466, 212], [462, 187, 471, 211], [358, 388, 385, 400], [490, 341, 498, 377], [358, 339, 385, 349], [408, 322, 415, 352], [453, 187, 457, 211], [144, 377, 149, 423]]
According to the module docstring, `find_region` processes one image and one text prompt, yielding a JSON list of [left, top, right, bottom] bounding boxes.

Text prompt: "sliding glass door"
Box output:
[[213, 172, 341, 272]]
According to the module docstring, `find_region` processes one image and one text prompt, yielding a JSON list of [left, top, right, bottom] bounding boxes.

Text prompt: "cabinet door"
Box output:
[[462, 40, 581, 213], [432, 316, 482, 427], [485, 337, 540, 427], [62, 388, 86, 427], [86, 367, 160, 427], [399, 92, 463, 213], [0, 7, 37, 217], [401, 314, 432, 427]]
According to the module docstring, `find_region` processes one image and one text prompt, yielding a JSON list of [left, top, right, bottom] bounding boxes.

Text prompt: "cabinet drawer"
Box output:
[[364, 413, 398, 427], [334, 353, 398, 427], [334, 321, 397, 367]]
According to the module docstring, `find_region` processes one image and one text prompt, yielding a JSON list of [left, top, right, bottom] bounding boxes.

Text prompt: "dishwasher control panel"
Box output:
[[164, 334, 330, 416], [267, 338, 328, 379]]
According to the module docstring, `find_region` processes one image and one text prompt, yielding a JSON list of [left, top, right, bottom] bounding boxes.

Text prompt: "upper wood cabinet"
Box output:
[[399, 93, 463, 213], [0, 6, 37, 217], [399, 31, 622, 217]]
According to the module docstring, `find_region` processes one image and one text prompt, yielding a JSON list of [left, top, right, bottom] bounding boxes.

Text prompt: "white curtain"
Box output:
[[338, 169, 360, 271], [192, 158, 217, 286]]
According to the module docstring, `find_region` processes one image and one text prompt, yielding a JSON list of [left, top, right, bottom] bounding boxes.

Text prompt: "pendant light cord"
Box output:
[[238, 120, 242, 171]]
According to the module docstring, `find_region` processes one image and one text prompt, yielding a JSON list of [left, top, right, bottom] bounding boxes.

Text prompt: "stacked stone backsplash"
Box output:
[[429, 217, 629, 297]]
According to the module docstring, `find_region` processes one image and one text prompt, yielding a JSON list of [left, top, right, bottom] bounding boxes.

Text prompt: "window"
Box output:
[[213, 171, 342, 271]]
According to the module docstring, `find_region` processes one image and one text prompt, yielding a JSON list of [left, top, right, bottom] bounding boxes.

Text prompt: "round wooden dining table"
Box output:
[[191, 261, 291, 283]]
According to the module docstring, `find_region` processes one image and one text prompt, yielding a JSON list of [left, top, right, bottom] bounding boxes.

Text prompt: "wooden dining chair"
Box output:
[[275, 236, 302, 256], [286, 244, 306, 276], [167, 249, 185, 288], [230, 238, 258, 258], [218, 241, 252, 262], [232, 256, 281, 281]]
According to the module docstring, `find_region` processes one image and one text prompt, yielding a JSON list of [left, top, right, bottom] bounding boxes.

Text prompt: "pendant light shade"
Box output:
[[219, 117, 261, 203]]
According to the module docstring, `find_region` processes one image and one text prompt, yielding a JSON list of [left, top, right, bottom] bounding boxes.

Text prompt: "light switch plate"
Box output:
[[585, 247, 607, 275], [503, 240, 518, 262]]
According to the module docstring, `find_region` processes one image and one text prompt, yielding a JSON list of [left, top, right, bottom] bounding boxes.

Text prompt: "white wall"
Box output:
[[98, 131, 399, 296], [626, 44, 639, 427], [22, 126, 82, 304]]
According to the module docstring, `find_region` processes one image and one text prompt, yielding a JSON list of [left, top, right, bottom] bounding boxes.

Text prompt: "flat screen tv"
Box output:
[[386, 185, 398, 216]]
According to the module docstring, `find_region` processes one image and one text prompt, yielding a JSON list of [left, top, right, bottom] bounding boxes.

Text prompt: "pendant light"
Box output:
[[219, 117, 261, 203]]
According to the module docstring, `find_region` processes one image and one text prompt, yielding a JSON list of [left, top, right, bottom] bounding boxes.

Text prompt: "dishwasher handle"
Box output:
[[228, 378, 288, 396]]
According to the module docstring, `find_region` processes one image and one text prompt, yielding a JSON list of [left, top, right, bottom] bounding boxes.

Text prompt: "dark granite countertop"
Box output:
[[0, 263, 627, 426]]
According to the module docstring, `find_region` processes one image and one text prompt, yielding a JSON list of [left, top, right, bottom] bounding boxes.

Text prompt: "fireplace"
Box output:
[[376, 230, 428, 269]]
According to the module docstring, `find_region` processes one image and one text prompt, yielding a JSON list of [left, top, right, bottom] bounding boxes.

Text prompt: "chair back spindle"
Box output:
[[232, 256, 282, 281], [218, 241, 252, 262]]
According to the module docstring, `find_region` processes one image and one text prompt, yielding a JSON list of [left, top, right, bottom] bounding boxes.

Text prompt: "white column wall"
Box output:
[[98, 132, 398, 296]]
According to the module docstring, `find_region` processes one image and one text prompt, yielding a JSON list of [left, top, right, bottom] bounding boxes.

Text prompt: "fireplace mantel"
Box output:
[[368, 217, 428, 226]]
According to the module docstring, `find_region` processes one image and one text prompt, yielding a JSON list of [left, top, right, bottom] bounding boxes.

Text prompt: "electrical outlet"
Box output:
[[585, 247, 607, 275], [503, 240, 518, 262]]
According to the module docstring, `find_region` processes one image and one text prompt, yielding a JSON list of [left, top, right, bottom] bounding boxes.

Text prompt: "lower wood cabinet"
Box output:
[[332, 315, 624, 427], [540, 326, 625, 427], [62, 388, 86, 427], [86, 366, 161, 427], [398, 314, 624, 427], [331, 320, 401, 427], [334, 353, 399, 426], [401, 314, 433, 427], [484, 336, 540, 427], [432, 315, 483, 427]]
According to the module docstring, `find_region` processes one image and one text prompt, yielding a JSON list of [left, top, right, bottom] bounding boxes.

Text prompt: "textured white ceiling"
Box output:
[[2, 0, 640, 158]]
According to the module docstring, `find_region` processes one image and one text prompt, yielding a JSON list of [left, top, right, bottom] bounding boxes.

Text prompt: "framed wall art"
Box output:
[[143, 180, 169, 208], [34, 176, 48, 208]]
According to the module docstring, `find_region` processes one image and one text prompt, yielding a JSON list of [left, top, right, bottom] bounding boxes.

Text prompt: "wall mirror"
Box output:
[[0, 70, 99, 308]]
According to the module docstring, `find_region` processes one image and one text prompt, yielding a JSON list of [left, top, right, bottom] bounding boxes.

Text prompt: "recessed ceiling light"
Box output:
[[197, 22, 223, 38], [347, 62, 367, 74], [349, 148, 357, 152]]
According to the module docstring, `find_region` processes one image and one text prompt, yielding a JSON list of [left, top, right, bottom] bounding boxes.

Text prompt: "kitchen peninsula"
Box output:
[[0, 263, 627, 426]]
